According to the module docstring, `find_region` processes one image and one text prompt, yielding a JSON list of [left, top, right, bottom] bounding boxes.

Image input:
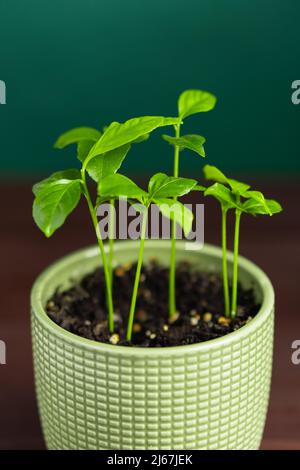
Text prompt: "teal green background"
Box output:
[[0, 1, 299, 179]]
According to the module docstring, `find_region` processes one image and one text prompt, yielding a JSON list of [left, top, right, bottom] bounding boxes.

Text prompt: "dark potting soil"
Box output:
[[46, 260, 260, 347]]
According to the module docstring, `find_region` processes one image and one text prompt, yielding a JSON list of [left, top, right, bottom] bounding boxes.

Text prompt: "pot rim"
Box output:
[[31, 240, 274, 356]]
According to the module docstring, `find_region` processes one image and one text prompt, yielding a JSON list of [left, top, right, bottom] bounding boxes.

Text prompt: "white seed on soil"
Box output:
[[84, 320, 91, 326], [190, 315, 200, 326], [163, 324, 169, 332], [189, 309, 198, 317], [140, 273, 146, 283], [93, 323, 102, 336], [203, 312, 212, 322], [150, 333, 156, 340], [218, 316, 231, 326], [109, 334, 120, 345], [145, 330, 152, 337]]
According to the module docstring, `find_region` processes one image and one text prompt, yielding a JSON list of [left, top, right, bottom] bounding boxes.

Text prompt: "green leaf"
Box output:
[[129, 202, 147, 214], [178, 89, 217, 119], [54, 127, 101, 148], [154, 198, 193, 237], [98, 173, 147, 203], [242, 198, 283, 216], [241, 190, 271, 214], [203, 165, 229, 185], [227, 179, 251, 194], [148, 173, 197, 199], [77, 140, 96, 162], [193, 184, 206, 191], [86, 116, 180, 162], [204, 182, 240, 210], [203, 165, 250, 194], [86, 144, 130, 182], [32, 169, 81, 196], [132, 133, 150, 144], [33, 179, 82, 237], [162, 134, 206, 157]]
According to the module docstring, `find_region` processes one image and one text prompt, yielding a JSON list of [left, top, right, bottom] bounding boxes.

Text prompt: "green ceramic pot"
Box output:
[[31, 241, 274, 450]]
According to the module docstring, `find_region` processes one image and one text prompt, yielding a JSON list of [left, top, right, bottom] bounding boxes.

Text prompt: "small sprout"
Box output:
[[203, 312, 212, 322], [109, 334, 120, 345], [99, 172, 196, 341], [162, 88, 217, 320], [203, 164, 283, 319], [33, 115, 181, 336]]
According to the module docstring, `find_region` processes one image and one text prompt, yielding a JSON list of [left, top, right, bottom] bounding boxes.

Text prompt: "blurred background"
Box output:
[[0, 0, 299, 449]]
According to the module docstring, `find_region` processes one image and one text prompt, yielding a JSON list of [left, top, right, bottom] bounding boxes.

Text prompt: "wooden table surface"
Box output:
[[0, 182, 299, 450]]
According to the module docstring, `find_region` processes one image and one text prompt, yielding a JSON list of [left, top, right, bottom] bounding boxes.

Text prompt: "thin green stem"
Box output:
[[221, 207, 230, 318], [81, 171, 114, 333], [231, 209, 241, 318], [169, 124, 181, 319], [108, 199, 115, 286], [126, 210, 148, 341]]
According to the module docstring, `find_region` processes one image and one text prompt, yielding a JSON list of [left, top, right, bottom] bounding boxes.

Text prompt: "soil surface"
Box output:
[[46, 260, 260, 347]]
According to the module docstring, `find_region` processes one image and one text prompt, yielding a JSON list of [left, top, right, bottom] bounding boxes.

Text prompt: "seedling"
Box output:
[[99, 172, 197, 340], [203, 165, 283, 318], [162, 89, 216, 319], [33, 116, 181, 333]]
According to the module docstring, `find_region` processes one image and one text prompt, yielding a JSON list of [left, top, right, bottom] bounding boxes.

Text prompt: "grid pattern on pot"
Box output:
[[31, 310, 273, 450]]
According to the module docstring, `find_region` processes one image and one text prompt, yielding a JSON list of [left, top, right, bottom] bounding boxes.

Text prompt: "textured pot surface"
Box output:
[[31, 241, 274, 450]]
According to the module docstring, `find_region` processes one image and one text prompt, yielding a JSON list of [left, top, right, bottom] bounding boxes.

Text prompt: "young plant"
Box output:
[[203, 164, 283, 318], [162, 89, 217, 319], [32, 115, 181, 334], [98, 172, 197, 341]]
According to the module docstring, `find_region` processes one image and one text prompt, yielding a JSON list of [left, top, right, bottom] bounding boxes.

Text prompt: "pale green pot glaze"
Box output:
[[31, 241, 274, 450]]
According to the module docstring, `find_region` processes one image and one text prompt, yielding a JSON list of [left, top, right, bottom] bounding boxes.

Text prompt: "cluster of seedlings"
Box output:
[[33, 89, 282, 346]]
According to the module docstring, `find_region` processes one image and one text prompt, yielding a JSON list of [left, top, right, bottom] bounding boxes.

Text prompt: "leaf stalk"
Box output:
[[221, 206, 230, 317], [126, 209, 148, 341], [169, 124, 181, 319], [231, 209, 241, 318], [81, 170, 115, 332]]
